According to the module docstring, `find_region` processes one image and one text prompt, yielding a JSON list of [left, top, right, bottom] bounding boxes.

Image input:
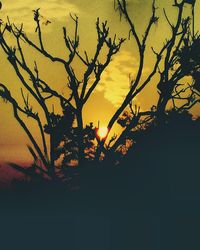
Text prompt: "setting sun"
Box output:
[[97, 127, 109, 140]]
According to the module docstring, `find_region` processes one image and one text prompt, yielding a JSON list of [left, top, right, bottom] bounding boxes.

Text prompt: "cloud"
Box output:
[[96, 50, 150, 107], [96, 50, 137, 107], [0, 0, 79, 31]]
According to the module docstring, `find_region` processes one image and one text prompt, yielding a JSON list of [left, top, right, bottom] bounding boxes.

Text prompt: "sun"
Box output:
[[97, 126, 109, 140]]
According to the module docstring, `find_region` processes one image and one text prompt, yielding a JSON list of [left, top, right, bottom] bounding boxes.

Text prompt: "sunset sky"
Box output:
[[0, 0, 199, 164]]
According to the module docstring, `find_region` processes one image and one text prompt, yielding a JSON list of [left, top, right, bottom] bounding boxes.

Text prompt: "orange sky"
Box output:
[[0, 0, 200, 165]]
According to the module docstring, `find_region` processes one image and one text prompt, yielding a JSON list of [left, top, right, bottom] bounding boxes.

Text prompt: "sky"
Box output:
[[0, 0, 200, 165]]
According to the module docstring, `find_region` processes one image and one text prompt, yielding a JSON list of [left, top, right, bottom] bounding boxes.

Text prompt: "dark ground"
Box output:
[[0, 160, 200, 250], [0, 115, 200, 250]]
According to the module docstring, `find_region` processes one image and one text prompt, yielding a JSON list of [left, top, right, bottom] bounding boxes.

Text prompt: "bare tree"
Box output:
[[95, 0, 168, 159], [156, 0, 200, 121], [0, 9, 125, 178], [97, 0, 199, 161]]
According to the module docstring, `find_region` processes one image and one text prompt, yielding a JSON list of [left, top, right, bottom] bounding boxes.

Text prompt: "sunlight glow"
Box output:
[[97, 127, 108, 140]]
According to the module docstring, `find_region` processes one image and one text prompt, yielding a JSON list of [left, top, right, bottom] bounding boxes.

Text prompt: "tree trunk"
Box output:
[[49, 134, 56, 178], [156, 79, 176, 125], [76, 108, 85, 167], [156, 95, 169, 126]]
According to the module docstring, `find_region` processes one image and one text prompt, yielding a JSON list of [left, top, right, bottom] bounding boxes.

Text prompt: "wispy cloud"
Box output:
[[0, 0, 79, 31], [97, 50, 149, 107]]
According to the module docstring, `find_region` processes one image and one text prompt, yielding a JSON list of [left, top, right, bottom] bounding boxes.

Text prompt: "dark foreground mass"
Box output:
[[0, 115, 200, 250]]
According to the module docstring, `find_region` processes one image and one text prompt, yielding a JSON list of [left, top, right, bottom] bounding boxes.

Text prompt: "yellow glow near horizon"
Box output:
[[97, 127, 109, 140]]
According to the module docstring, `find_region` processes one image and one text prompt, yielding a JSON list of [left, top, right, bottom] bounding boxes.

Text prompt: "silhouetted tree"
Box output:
[[0, 8, 125, 178], [98, 0, 199, 161], [156, 0, 200, 121]]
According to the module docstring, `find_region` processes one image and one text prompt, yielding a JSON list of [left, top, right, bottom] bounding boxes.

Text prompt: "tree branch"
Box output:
[[0, 84, 49, 167]]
